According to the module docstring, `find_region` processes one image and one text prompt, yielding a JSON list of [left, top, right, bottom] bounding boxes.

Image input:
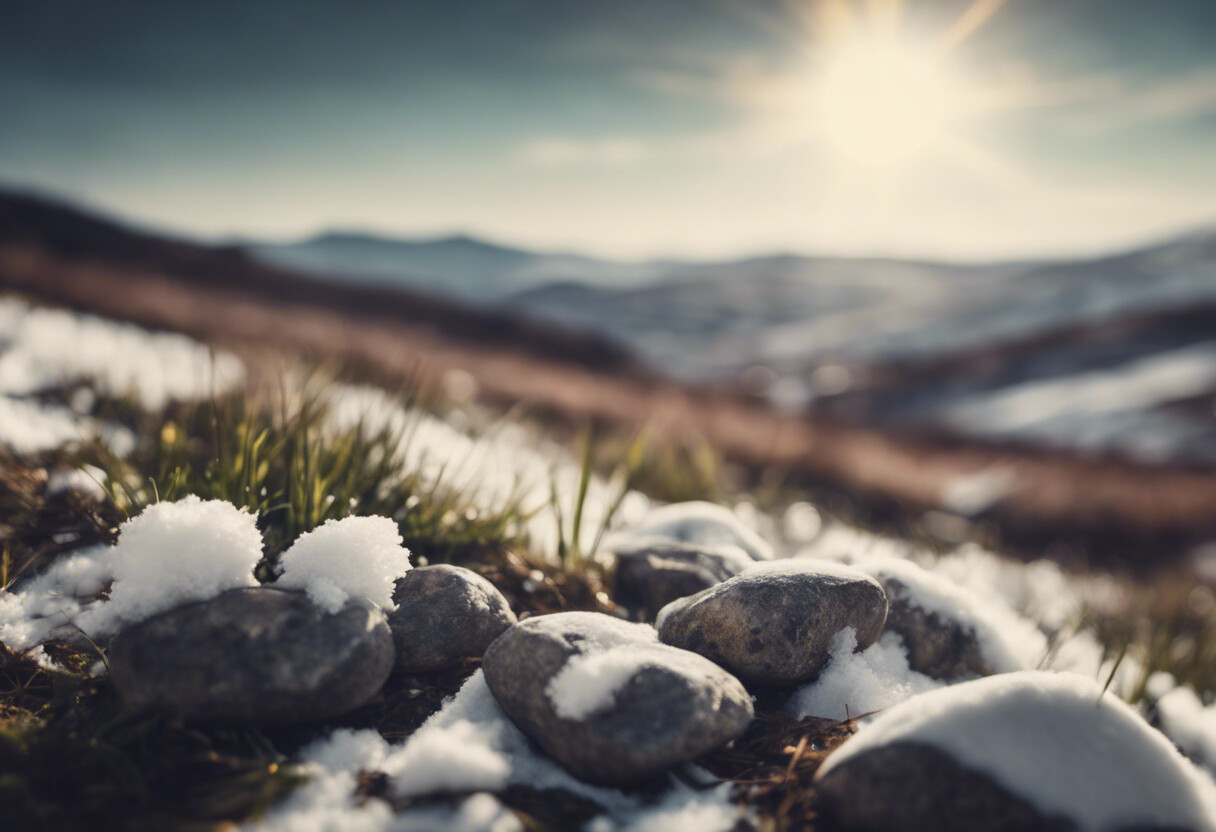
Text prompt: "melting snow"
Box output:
[[819, 671, 1216, 832], [75, 496, 263, 636], [607, 500, 774, 561], [276, 515, 412, 612]]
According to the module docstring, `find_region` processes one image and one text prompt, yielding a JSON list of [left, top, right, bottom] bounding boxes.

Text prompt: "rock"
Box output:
[[656, 559, 887, 685], [108, 586, 394, 724], [389, 564, 517, 672], [857, 557, 1039, 680], [612, 501, 775, 560], [482, 611, 753, 786], [814, 672, 1216, 832], [877, 575, 992, 679], [816, 742, 1077, 832], [611, 538, 754, 621]]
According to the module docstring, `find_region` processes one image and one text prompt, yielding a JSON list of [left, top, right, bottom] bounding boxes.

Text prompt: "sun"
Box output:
[[816, 36, 961, 168]]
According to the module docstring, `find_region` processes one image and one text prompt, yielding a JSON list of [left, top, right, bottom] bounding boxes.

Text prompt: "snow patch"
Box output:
[[1149, 673, 1216, 777], [819, 671, 1216, 832], [609, 501, 774, 561], [787, 629, 944, 721], [276, 516, 412, 612], [75, 496, 263, 635], [547, 648, 646, 720]]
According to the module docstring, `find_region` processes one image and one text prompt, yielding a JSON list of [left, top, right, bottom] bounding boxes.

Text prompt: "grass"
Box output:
[[0, 375, 624, 831], [70, 380, 526, 570], [4, 373, 1216, 830]]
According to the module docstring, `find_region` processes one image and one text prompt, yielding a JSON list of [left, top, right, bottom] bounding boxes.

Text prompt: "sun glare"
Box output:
[[816, 37, 959, 168]]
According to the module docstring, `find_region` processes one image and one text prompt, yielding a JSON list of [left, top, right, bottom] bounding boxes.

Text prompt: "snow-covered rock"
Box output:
[[610, 501, 775, 561], [76, 496, 263, 636], [108, 587, 394, 724], [481, 612, 753, 785], [657, 559, 887, 685], [815, 671, 1216, 832], [1148, 673, 1216, 778], [857, 556, 1045, 679], [388, 564, 516, 672], [276, 515, 412, 613]]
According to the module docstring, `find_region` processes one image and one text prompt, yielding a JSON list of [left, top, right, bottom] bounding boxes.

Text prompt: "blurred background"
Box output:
[[3, 0, 1216, 566]]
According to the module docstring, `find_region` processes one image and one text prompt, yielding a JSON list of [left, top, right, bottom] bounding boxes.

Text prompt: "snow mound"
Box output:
[[76, 496, 262, 635], [1148, 673, 1216, 777], [46, 465, 108, 500], [787, 629, 945, 721], [819, 671, 1216, 832], [610, 501, 774, 561], [0, 298, 244, 409], [0, 545, 113, 649], [276, 516, 412, 612], [856, 555, 1047, 673], [389, 719, 512, 797]]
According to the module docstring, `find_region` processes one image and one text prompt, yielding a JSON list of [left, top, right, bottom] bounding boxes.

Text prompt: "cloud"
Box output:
[[515, 137, 649, 168], [969, 64, 1216, 133], [1064, 71, 1216, 134]]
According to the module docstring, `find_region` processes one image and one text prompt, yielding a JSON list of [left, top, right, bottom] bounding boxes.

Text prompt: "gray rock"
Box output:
[[108, 587, 394, 724], [389, 564, 517, 672], [815, 741, 1077, 832], [878, 574, 992, 679], [656, 560, 887, 685], [612, 538, 754, 621], [482, 611, 754, 786], [814, 672, 1216, 832]]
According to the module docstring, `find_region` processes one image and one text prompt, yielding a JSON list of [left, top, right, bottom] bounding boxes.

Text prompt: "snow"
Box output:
[[76, 496, 263, 635], [1148, 673, 1216, 777], [0, 546, 113, 649], [943, 342, 1216, 463], [391, 670, 624, 805], [939, 466, 1020, 516], [0, 296, 244, 409], [786, 629, 945, 721], [2, 498, 268, 649], [547, 648, 648, 721], [855, 555, 1047, 674], [545, 638, 728, 722], [0, 396, 98, 454], [276, 516, 412, 613], [818, 671, 1216, 832], [324, 384, 653, 561], [781, 501, 823, 544], [586, 782, 741, 832], [389, 720, 511, 797], [607, 501, 774, 561], [45, 465, 108, 500], [0, 297, 240, 454], [391, 794, 521, 832]]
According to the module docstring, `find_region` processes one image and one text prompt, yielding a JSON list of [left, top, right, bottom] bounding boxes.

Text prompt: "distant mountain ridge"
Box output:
[[249, 230, 672, 301], [252, 219, 1216, 466]]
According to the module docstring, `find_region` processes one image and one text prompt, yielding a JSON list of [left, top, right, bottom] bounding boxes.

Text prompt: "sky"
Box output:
[[2, 0, 1216, 262]]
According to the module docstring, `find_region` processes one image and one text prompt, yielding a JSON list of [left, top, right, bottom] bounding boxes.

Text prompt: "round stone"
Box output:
[[389, 564, 517, 672], [656, 559, 888, 685], [815, 672, 1216, 832], [108, 586, 394, 724], [481, 611, 754, 786], [612, 538, 754, 621]]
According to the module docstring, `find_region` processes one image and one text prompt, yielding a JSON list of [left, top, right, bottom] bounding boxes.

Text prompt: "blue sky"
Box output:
[[2, 0, 1215, 261]]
